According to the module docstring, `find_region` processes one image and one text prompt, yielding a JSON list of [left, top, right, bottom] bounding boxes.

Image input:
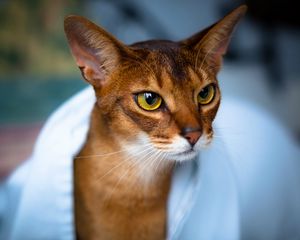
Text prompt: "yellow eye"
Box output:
[[136, 92, 162, 111], [198, 85, 215, 105]]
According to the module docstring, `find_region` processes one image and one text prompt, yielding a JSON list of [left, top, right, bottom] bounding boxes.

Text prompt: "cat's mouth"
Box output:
[[161, 134, 212, 162]]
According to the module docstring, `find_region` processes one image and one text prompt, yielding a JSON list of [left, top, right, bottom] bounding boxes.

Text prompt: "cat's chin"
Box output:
[[167, 149, 199, 162]]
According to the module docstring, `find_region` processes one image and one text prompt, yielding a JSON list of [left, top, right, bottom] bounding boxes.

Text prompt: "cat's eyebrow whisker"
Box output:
[[136, 58, 156, 78], [202, 65, 220, 73], [123, 56, 157, 80]]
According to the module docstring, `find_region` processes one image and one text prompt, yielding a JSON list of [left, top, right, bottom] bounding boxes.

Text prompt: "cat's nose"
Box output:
[[181, 127, 202, 146]]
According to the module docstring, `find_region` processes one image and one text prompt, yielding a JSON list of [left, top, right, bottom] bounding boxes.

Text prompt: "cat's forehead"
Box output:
[[131, 39, 182, 51], [128, 40, 209, 88]]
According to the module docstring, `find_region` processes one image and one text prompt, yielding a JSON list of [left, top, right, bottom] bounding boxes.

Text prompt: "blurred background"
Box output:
[[1, 0, 300, 178]]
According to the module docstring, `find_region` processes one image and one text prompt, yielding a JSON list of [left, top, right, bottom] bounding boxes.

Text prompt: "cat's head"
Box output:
[[64, 6, 246, 162]]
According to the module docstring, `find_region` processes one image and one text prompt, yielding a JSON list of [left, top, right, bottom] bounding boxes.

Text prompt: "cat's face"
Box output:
[[65, 6, 246, 162], [95, 42, 220, 161]]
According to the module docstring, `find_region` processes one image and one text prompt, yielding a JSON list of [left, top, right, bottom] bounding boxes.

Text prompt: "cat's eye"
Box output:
[[198, 84, 215, 105], [136, 92, 162, 111]]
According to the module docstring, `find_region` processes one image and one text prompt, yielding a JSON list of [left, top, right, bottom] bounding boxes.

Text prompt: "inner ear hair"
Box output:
[[64, 15, 129, 87], [181, 5, 247, 72]]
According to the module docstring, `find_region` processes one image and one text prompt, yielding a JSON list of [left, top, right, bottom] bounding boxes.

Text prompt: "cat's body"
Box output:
[[64, 6, 247, 240]]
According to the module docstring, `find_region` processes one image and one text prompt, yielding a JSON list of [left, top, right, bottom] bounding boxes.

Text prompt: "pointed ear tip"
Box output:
[[234, 5, 248, 16], [64, 15, 84, 25], [64, 15, 77, 23], [64, 15, 93, 37], [64, 15, 91, 28], [223, 5, 247, 25], [64, 15, 78, 31]]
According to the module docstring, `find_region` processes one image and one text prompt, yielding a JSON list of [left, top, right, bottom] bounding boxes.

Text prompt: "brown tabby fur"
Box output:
[[64, 5, 246, 240]]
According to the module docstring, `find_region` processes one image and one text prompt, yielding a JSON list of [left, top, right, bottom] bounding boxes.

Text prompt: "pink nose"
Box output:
[[181, 128, 202, 146]]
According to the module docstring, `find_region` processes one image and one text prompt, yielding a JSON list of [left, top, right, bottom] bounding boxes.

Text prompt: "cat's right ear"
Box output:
[[64, 16, 127, 87], [180, 5, 247, 73]]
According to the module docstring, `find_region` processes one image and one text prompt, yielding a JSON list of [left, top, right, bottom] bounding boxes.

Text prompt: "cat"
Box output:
[[64, 5, 247, 240]]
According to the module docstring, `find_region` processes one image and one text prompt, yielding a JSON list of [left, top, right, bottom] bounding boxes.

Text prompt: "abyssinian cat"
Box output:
[[64, 5, 247, 240]]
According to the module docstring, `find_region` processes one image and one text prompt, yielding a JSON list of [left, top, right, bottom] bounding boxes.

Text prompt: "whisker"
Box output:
[[75, 149, 128, 159], [75, 142, 153, 159], [141, 150, 162, 175], [153, 151, 166, 174], [122, 56, 157, 81], [104, 147, 157, 201], [96, 145, 155, 182]]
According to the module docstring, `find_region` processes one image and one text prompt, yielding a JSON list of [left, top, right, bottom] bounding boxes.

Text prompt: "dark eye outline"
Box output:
[[197, 84, 216, 105], [134, 92, 164, 111]]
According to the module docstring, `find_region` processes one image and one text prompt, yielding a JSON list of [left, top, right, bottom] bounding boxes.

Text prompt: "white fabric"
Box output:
[[1, 87, 300, 240]]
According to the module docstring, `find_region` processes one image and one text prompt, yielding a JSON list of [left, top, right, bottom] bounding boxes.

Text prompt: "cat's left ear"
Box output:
[[181, 5, 247, 72]]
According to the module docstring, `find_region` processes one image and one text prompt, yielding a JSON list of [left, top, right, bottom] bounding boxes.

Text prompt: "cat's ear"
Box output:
[[181, 5, 247, 72], [64, 16, 127, 87]]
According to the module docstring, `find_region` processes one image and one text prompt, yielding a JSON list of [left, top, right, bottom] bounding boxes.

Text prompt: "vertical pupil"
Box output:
[[145, 93, 156, 105], [200, 87, 209, 98]]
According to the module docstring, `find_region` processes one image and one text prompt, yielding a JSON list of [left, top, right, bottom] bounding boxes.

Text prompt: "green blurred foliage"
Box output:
[[0, 0, 85, 78]]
